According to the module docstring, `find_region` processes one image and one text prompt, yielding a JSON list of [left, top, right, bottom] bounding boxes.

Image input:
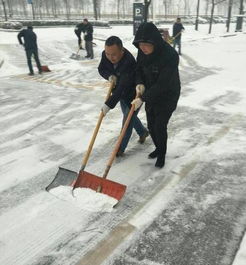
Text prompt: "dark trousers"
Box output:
[[119, 100, 147, 152], [146, 107, 174, 158], [173, 38, 181, 55], [85, 41, 94, 59], [78, 36, 82, 47], [26, 49, 42, 74]]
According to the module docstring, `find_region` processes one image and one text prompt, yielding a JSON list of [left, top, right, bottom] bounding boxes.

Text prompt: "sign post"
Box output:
[[133, 2, 144, 35]]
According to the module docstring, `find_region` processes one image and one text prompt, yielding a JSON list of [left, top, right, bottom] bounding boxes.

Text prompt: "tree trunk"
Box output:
[[226, 0, 233, 32], [235, 0, 244, 32], [21, 0, 27, 17], [117, 0, 120, 19], [209, 0, 215, 34], [64, 0, 70, 20], [1, 0, 8, 21], [52, 0, 57, 18], [195, 0, 200, 31], [93, 0, 98, 20]]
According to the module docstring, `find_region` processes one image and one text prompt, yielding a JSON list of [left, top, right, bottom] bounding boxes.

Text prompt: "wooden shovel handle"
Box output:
[[102, 94, 140, 179], [80, 82, 114, 170]]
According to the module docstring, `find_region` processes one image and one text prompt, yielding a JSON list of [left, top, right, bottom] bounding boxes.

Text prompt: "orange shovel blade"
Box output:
[[73, 171, 127, 201]]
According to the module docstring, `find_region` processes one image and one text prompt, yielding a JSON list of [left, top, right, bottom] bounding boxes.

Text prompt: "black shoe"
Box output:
[[116, 150, 124, 157], [148, 149, 158, 159], [28, 72, 34, 76], [38, 70, 43, 74], [85, 55, 90, 58], [138, 130, 149, 144], [155, 156, 165, 168]]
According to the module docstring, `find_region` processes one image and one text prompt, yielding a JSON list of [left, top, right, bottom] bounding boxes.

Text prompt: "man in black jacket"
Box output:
[[17, 26, 42, 75], [83, 18, 94, 59], [98, 36, 148, 157], [132, 22, 181, 168], [74, 21, 85, 49], [172, 17, 185, 55]]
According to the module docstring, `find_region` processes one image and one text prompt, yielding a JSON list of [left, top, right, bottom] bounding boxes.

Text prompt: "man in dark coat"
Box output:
[[83, 18, 94, 59], [98, 36, 149, 156], [74, 21, 85, 49], [132, 22, 181, 168], [172, 17, 185, 55], [17, 26, 42, 75]]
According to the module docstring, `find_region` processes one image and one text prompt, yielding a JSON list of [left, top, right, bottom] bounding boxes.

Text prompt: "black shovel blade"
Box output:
[[70, 54, 80, 60], [46, 167, 78, 191]]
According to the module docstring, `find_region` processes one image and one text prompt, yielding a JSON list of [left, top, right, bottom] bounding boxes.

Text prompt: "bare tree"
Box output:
[[208, 0, 226, 34], [51, 0, 57, 17], [92, 0, 98, 20], [195, 0, 200, 31], [163, 0, 172, 19], [64, 0, 70, 20], [204, 0, 210, 16], [235, 0, 244, 31], [117, 0, 121, 19], [226, 0, 233, 32], [1, 0, 8, 21], [6, 0, 13, 17]]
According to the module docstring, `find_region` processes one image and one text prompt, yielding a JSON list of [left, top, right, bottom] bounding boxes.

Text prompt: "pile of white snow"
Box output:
[[49, 185, 118, 212]]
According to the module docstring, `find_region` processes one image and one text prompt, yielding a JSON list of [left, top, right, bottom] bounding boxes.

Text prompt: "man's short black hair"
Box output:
[[105, 36, 123, 49], [27, 25, 33, 30]]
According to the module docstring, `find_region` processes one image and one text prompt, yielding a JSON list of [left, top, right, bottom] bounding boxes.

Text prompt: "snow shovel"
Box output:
[[168, 31, 182, 45], [72, 94, 140, 201], [46, 82, 114, 192], [41, 65, 51, 72], [70, 45, 83, 60]]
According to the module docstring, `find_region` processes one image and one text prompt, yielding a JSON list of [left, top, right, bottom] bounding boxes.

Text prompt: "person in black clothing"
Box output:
[[83, 18, 94, 59], [132, 22, 181, 168], [74, 21, 85, 49], [172, 17, 185, 55], [17, 26, 42, 76], [98, 36, 149, 157]]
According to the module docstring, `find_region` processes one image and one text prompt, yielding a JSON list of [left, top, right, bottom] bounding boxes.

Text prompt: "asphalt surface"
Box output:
[[1, 42, 246, 265]]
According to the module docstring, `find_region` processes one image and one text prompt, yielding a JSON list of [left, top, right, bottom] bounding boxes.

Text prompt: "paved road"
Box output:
[[1, 38, 246, 265]]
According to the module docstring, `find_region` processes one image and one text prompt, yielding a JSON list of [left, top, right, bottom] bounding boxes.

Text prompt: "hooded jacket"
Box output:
[[133, 22, 181, 112]]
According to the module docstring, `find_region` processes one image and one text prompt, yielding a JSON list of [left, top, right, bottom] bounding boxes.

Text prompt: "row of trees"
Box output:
[[1, 0, 243, 20], [0, 0, 244, 32]]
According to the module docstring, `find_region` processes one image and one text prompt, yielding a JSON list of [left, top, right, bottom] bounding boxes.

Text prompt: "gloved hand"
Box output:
[[131, 98, 143, 111], [108, 75, 117, 85], [101, 103, 110, 116], [136, 84, 145, 95]]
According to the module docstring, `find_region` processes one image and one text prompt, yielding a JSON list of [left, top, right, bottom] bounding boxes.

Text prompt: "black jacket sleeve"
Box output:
[[98, 53, 112, 81], [17, 30, 24, 45]]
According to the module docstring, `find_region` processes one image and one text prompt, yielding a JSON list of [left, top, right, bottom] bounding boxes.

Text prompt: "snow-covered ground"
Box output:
[[0, 22, 246, 265]]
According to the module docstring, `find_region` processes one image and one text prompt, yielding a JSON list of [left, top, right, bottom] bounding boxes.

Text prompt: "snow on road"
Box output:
[[0, 24, 246, 265]]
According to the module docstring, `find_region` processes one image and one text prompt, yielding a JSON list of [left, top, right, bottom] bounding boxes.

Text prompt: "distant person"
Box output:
[[74, 20, 85, 49], [132, 22, 181, 168], [172, 17, 185, 55], [83, 18, 94, 59], [17, 26, 42, 76], [98, 36, 149, 157]]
